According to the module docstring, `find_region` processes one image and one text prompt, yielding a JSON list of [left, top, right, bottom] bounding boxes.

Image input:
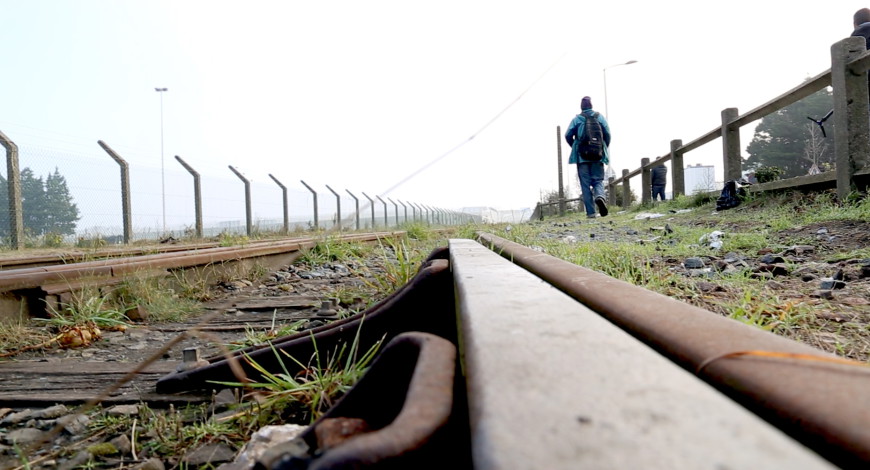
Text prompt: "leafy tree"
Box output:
[[744, 86, 835, 179]]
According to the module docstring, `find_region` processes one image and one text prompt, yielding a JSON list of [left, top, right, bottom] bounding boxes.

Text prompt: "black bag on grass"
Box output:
[[716, 180, 746, 211]]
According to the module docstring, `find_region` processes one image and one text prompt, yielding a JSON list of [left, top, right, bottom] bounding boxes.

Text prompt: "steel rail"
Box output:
[[476, 231, 870, 469], [156, 247, 455, 394], [0, 232, 404, 292]]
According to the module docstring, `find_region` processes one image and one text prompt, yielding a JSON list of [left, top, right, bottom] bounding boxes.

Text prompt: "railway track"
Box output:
[[1, 232, 868, 468]]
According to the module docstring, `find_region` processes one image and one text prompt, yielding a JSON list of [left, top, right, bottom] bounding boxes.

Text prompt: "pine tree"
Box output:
[[21, 168, 47, 236], [44, 167, 79, 235], [744, 86, 835, 179]]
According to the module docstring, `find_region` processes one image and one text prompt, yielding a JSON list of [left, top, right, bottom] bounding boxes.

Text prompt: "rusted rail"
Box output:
[[476, 231, 870, 469], [159, 240, 841, 469], [0, 232, 404, 319]]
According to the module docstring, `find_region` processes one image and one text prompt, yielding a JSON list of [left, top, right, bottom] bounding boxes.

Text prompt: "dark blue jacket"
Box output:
[[565, 110, 611, 164], [651, 164, 667, 186]]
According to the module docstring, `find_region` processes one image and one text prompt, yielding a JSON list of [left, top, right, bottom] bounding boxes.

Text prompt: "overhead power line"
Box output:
[[377, 52, 568, 200]]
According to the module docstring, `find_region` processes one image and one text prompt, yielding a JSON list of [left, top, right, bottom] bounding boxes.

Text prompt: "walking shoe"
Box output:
[[586, 214, 597, 219], [595, 196, 609, 217]]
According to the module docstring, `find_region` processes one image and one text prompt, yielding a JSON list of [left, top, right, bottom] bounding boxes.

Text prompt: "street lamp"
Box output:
[[155, 87, 168, 233], [602, 61, 637, 179], [602, 60, 637, 119]]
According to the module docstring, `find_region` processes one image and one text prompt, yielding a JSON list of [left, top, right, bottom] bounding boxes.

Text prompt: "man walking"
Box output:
[[565, 96, 611, 218], [651, 158, 667, 201]]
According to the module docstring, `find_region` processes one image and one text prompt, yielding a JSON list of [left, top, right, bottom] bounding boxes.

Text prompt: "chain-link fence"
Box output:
[[0, 133, 480, 249]]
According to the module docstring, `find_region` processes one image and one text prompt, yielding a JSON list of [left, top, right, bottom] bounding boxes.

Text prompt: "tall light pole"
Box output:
[[602, 60, 637, 180], [155, 87, 168, 233]]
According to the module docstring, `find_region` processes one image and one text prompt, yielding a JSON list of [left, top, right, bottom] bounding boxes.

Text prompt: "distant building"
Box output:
[[460, 207, 531, 224], [684, 164, 716, 194]]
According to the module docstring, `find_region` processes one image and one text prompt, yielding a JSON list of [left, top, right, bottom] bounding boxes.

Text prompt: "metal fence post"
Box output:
[[268, 174, 289, 234], [398, 200, 408, 224], [0, 130, 23, 249], [325, 185, 341, 231], [229, 166, 253, 236], [557, 125, 566, 215], [174, 155, 203, 239], [346, 189, 360, 230], [622, 169, 631, 209], [641, 157, 652, 204], [409, 202, 417, 222], [362, 192, 376, 229], [97, 140, 133, 244], [376, 195, 388, 227], [721, 107, 741, 182], [388, 198, 399, 226], [300, 180, 319, 230], [670, 139, 685, 197], [832, 36, 870, 199]]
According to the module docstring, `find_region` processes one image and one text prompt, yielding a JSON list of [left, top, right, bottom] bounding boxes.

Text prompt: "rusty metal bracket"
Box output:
[[254, 331, 470, 470]]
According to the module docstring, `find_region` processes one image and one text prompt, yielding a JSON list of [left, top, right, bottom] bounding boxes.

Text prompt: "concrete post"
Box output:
[[388, 198, 399, 226], [622, 169, 630, 209], [670, 139, 685, 197], [641, 157, 652, 204], [832, 37, 870, 199], [229, 166, 253, 236], [721, 108, 742, 182], [325, 185, 341, 231], [98, 140, 133, 243], [398, 200, 408, 225], [376, 196, 388, 227], [268, 174, 289, 234], [174, 155, 203, 239], [608, 176, 616, 206], [300, 180, 319, 230], [362, 192, 376, 229], [557, 125, 565, 215], [0, 130, 23, 249], [346, 189, 360, 230]]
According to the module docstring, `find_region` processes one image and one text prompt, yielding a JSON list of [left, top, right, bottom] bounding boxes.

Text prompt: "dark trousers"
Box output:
[[652, 185, 666, 201]]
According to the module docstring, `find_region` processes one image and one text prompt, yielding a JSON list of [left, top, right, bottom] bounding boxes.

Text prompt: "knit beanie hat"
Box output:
[[581, 96, 593, 110]]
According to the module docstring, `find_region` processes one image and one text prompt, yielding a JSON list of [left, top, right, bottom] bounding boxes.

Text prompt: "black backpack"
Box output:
[[715, 180, 746, 211], [578, 112, 605, 161]]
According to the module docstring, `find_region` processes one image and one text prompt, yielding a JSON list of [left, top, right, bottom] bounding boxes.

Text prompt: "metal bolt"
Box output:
[[177, 347, 208, 372], [182, 347, 201, 364], [318, 300, 337, 317]]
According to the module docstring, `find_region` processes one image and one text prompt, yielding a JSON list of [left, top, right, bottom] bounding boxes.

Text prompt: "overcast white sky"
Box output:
[[0, 1, 864, 215]]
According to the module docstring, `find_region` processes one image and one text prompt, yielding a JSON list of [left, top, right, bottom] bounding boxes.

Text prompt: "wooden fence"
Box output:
[[540, 36, 870, 218]]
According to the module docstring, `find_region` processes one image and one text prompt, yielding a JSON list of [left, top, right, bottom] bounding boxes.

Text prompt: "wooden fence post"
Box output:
[[721, 108, 741, 182], [621, 169, 630, 209], [641, 157, 651, 204], [608, 176, 616, 206], [832, 37, 870, 199], [670, 139, 685, 197], [557, 126, 565, 215]]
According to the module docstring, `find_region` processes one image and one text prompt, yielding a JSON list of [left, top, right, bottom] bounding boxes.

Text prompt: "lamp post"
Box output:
[[602, 61, 637, 180], [155, 87, 168, 233]]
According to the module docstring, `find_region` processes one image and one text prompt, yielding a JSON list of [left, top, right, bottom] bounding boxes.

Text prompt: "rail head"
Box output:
[[449, 238, 834, 470]]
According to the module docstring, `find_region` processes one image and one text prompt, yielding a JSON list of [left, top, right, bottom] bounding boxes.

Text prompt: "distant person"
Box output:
[[651, 159, 667, 201], [565, 96, 611, 218], [853, 8, 870, 103], [852, 8, 870, 48]]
